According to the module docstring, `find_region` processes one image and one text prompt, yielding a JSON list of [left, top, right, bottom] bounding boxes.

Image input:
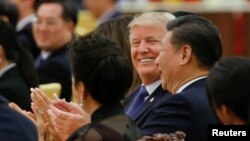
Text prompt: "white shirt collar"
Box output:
[[144, 79, 162, 96], [16, 14, 36, 32], [175, 76, 207, 94], [40, 50, 52, 60], [0, 63, 16, 78]]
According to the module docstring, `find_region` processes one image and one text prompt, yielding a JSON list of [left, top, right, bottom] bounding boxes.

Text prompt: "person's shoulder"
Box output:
[[153, 93, 189, 111], [0, 68, 28, 89], [0, 96, 38, 140]]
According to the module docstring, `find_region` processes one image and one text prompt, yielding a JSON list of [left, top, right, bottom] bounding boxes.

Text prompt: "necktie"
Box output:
[[35, 56, 45, 67], [127, 86, 149, 119]]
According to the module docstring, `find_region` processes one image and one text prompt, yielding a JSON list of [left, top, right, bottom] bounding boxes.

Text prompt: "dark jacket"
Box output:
[[67, 103, 142, 141], [16, 22, 40, 59], [141, 78, 219, 141], [0, 95, 38, 141], [36, 45, 72, 101], [123, 85, 170, 128], [0, 66, 32, 111]]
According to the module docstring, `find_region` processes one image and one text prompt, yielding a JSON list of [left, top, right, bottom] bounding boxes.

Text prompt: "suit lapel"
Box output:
[[133, 85, 168, 120]]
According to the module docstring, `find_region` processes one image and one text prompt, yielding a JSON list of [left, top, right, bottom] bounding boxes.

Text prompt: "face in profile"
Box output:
[[33, 3, 72, 51], [130, 25, 165, 84], [156, 31, 182, 92]]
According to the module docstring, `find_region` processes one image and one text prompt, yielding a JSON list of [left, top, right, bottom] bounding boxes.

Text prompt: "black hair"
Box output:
[[167, 15, 222, 69], [68, 33, 133, 105], [0, 0, 18, 28], [172, 11, 195, 17], [207, 56, 250, 124], [0, 19, 38, 87], [36, 0, 78, 26]]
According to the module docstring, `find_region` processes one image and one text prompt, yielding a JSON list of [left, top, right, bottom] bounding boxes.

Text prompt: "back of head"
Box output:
[[68, 33, 133, 105], [37, 0, 78, 26], [0, 19, 18, 61], [0, 19, 38, 87], [167, 15, 222, 69], [206, 56, 250, 123], [128, 12, 175, 35], [0, 0, 18, 28]]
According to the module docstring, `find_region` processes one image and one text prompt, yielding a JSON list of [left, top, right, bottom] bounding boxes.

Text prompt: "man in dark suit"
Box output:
[[0, 65, 32, 111], [141, 15, 222, 141], [0, 18, 38, 111], [33, 0, 78, 101], [123, 12, 175, 128], [0, 95, 38, 140]]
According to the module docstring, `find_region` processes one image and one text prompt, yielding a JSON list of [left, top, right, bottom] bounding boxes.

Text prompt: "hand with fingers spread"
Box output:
[[48, 100, 90, 141], [30, 87, 58, 141], [30, 88, 53, 127]]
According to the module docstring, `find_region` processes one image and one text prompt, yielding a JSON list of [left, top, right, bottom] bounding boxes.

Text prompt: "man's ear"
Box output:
[[217, 105, 234, 125], [180, 44, 192, 65]]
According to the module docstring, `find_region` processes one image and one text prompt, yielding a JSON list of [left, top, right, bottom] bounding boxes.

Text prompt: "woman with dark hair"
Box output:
[[28, 33, 141, 141], [63, 33, 141, 141], [0, 19, 38, 111]]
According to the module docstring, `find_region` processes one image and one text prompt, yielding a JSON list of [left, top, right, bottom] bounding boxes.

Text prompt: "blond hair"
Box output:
[[128, 12, 175, 39]]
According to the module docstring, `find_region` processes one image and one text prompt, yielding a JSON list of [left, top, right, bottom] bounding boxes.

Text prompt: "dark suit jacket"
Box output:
[[67, 103, 142, 141], [36, 45, 72, 101], [0, 66, 32, 111], [141, 78, 219, 141], [0, 95, 38, 141], [123, 85, 170, 128], [16, 22, 40, 59]]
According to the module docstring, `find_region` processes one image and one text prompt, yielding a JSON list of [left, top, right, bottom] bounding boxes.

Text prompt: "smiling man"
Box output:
[[141, 15, 222, 141], [33, 0, 78, 101], [123, 12, 175, 128]]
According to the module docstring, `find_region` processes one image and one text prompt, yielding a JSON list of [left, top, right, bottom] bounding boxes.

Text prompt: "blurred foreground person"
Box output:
[[207, 56, 250, 125], [28, 34, 142, 141], [65, 34, 141, 140], [0, 18, 38, 111], [0, 95, 38, 140]]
